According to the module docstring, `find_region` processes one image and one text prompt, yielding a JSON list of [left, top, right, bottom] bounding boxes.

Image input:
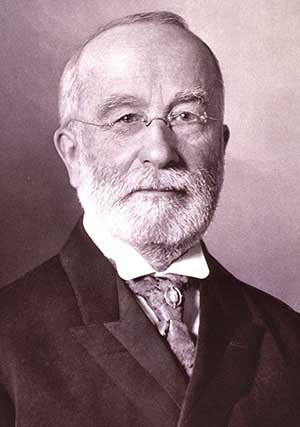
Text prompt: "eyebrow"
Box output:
[[96, 86, 208, 117], [96, 94, 147, 118], [169, 86, 208, 110]]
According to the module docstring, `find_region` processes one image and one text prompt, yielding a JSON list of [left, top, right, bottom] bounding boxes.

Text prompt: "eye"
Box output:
[[172, 111, 199, 123], [115, 113, 144, 124]]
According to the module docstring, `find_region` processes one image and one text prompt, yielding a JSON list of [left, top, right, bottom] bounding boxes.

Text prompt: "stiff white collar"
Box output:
[[83, 212, 210, 281]]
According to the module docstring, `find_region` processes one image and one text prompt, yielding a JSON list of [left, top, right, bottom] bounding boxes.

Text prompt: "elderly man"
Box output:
[[0, 11, 299, 427]]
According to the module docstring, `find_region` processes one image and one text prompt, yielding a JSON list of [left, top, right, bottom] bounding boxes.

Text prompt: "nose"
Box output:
[[138, 119, 180, 169]]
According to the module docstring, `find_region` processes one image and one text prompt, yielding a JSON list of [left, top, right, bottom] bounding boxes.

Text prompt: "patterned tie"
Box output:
[[127, 274, 196, 377]]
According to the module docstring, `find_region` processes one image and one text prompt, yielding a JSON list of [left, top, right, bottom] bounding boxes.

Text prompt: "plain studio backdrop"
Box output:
[[1, 0, 299, 309]]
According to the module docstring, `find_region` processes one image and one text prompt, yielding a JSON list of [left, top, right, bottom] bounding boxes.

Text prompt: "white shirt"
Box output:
[[83, 212, 210, 337]]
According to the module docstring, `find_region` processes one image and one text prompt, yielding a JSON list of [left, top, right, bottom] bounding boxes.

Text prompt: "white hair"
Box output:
[[58, 11, 224, 127]]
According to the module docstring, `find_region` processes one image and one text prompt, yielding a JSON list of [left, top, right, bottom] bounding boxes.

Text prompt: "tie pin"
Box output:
[[164, 286, 183, 309]]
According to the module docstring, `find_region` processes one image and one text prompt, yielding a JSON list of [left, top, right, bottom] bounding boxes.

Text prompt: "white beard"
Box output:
[[77, 156, 224, 267]]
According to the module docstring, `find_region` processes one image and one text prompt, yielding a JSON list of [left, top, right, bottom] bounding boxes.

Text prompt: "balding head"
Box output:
[[58, 11, 224, 128]]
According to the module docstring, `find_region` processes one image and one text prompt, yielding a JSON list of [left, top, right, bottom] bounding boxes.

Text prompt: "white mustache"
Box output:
[[108, 167, 211, 196]]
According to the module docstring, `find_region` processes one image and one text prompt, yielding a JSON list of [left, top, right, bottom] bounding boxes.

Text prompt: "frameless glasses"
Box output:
[[69, 108, 220, 138]]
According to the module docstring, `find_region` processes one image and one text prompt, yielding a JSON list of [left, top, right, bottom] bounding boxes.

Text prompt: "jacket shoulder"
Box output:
[[207, 246, 300, 322], [0, 255, 77, 335], [1, 255, 65, 299], [240, 279, 300, 352], [206, 247, 300, 352], [218, 258, 300, 365], [239, 278, 300, 325]]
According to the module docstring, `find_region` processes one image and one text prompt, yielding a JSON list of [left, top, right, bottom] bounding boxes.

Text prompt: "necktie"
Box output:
[[127, 274, 196, 377]]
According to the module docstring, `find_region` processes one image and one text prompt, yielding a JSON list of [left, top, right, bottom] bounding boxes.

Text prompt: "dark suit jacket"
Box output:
[[0, 221, 300, 426]]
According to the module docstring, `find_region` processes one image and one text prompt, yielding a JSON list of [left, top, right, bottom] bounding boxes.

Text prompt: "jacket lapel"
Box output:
[[178, 250, 265, 426], [105, 276, 188, 408], [60, 221, 187, 424]]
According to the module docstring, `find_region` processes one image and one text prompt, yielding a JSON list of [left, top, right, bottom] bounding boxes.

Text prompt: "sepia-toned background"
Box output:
[[1, 0, 299, 309]]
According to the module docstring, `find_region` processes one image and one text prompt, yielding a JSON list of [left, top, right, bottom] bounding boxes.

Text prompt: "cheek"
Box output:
[[80, 131, 139, 172], [178, 129, 224, 170]]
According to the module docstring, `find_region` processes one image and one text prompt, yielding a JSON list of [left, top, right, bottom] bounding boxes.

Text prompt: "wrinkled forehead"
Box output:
[[76, 23, 220, 108]]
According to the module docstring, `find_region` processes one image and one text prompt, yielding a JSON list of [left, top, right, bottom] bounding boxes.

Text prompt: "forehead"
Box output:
[[78, 23, 217, 107]]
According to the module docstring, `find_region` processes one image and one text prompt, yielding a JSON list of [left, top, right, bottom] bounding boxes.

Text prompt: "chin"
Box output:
[[88, 193, 214, 254]]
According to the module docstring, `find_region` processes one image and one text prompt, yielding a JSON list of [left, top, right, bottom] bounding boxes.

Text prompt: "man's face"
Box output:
[[60, 23, 229, 265]]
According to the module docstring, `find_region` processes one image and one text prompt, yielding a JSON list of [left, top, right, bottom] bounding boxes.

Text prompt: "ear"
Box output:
[[223, 124, 230, 150], [53, 127, 81, 189]]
